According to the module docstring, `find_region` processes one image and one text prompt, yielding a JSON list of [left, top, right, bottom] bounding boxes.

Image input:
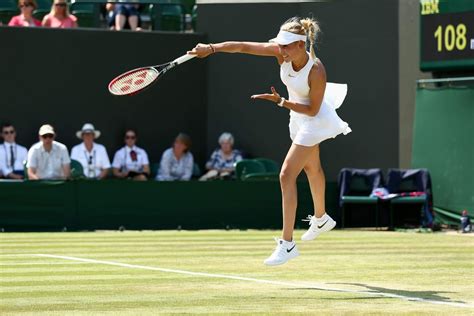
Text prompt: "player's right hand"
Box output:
[[188, 43, 214, 58]]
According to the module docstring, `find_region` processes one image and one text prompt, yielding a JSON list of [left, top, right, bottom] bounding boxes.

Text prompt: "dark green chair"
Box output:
[[235, 160, 266, 181], [191, 3, 196, 30], [192, 162, 201, 178], [70, 159, 85, 179], [387, 173, 427, 229], [23, 161, 28, 180], [70, 2, 100, 28], [0, 0, 18, 25], [254, 158, 279, 173], [340, 175, 380, 229], [180, 0, 194, 13], [150, 2, 184, 31], [32, 0, 51, 21], [150, 162, 160, 180]]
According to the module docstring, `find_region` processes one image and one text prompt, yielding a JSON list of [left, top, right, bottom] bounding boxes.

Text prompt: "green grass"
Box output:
[[1, 230, 473, 315]]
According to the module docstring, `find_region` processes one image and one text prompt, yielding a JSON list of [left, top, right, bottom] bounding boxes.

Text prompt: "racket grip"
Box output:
[[174, 54, 196, 65]]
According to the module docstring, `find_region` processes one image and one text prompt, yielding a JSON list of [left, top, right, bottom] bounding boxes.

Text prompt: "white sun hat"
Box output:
[[76, 123, 101, 139], [270, 30, 307, 45], [38, 124, 55, 136]]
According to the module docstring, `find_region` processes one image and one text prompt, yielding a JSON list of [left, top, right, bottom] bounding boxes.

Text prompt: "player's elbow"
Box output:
[[306, 108, 320, 117]]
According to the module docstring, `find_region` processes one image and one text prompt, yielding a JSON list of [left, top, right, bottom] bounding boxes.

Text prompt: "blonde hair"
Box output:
[[280, 17, 320, 60], [50, 0, 70, 18]]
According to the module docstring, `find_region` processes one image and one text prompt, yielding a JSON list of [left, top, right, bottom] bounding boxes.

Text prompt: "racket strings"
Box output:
[[109, 68, 159, 95]]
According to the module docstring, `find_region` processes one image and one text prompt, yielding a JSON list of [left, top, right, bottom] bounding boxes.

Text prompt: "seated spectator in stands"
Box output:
[[109, 3, 141, 31], [71, 123, 110, 179], [156, 133, 193, 181], [200, 132, 242, 181], [8, 0, 41, 27], [27, 124, 70, 180], [0, 123, 28, 179], [112, 129, 150, 181], [42, 0, 78, 28]]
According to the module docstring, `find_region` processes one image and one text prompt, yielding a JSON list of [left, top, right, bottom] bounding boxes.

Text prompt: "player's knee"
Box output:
[[279, 168, 296, 184]]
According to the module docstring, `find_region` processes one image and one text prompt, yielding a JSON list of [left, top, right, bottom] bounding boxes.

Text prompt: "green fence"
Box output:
[[0, 180, 339, 231], [413, 78, 474, 225]]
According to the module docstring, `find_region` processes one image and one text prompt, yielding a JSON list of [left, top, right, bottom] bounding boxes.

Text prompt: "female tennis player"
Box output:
[[189, 17, 351, 266]]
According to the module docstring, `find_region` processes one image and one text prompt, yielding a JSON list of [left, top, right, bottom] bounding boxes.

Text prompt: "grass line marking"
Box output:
[[34, 254, 472, 308]]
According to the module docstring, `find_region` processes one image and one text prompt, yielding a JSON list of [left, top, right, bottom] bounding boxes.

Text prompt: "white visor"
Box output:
[[270, 30, 307, 45]]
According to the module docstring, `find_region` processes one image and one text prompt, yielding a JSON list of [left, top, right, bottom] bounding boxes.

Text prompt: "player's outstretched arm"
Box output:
[[188, 42, 282, 61]]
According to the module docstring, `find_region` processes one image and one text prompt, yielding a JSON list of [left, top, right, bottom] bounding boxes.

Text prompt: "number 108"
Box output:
[[434, 24, 467, 52]]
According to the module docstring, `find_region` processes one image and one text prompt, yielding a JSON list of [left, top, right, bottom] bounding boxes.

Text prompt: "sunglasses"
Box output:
[[19, 3, 33, 7], [2, 130, 15, 135], [41, 134, 54, 139], [125, 135, 136, 140], [54, 3, 67, 7]]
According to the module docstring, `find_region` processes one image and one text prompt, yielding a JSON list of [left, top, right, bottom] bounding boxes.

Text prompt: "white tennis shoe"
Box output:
[[301, 213, 336, 241], [264, 238, 299, 266]]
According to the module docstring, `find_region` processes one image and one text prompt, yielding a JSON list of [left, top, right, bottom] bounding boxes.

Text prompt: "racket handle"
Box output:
[[173, 54, 196, 65]]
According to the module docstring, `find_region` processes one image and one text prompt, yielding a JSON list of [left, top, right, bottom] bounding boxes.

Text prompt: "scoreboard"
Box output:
[[420, 0, 474, 71]]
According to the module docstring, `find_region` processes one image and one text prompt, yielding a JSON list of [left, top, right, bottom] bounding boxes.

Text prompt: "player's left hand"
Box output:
[[251, 86, 281, 103]]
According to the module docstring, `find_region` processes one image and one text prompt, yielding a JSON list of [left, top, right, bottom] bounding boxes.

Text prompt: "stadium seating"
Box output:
[[0, 0, 18, 25], [70, 159, 85, 179], [70, 2, 100, 28], [191, 4, 196, 30], [235, 159, 279, 181], [32, 0, 51, 22], [150, 2, 184, 31], [386, 169, 430, 228], [254, 158, 279, 173], [338, 168, 383, 228]]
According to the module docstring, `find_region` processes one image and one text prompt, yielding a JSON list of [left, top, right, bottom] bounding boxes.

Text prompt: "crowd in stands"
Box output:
[[5, 0, 143, 30], [3, 0, 195, 31], [0, 123, 243, 182], [8, 0, 78, 28]]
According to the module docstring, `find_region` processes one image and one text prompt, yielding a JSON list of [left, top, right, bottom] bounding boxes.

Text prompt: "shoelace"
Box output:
[[271, 237, 288, 256], [302, 215, 314, 224]]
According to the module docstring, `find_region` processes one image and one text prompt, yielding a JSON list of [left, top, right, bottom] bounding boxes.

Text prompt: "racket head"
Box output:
[[108, 67, 160, 96]]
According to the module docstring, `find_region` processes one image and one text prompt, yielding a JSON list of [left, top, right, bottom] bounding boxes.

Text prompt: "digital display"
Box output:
[[420, 0, 474, 71]]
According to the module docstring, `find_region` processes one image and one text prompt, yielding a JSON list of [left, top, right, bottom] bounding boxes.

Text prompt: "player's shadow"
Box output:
[[325, 282, 467, 305]]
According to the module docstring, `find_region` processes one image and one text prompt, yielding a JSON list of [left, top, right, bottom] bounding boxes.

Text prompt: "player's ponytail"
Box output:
[[300, 17, 320, 60]]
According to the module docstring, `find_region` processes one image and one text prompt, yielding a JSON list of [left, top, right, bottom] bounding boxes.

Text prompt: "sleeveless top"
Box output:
[[280, 53, 314, 106], [280, 53, 350, 121]]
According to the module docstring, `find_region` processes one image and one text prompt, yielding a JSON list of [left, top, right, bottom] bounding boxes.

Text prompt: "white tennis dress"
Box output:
[[281, 54, 351, 146]]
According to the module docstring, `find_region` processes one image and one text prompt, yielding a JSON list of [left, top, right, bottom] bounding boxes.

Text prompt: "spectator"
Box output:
[[112, 129, 150, 181], [70, 123, 110, 179], [27, 124, 70, 180], [200, 132, 242, 181], [111, 3, 141, 31], [156, 133, 193, 181], [42, 0, 78, 28], [0, 123, 28, 179], [8, 0, 42, 27]]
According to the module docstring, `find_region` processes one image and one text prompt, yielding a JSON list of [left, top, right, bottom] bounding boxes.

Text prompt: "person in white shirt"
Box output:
[[156, 133, 193, 181], [27, 124, 71, 180], [112, 129, 150, 181], [70, 123, 111, 179], [0, 123, 28, 179]]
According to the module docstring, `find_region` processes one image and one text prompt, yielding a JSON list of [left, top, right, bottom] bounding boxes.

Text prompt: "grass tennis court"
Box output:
[[1, 230, 473, 315]]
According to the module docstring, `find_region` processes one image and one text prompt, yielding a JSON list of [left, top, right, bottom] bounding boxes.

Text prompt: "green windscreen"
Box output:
[[413, 80, 474, 225]]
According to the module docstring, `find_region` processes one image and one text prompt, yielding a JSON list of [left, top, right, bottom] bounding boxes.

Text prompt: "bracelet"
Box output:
[[209, 43, 216, 54], [277, 97, 285, 107]]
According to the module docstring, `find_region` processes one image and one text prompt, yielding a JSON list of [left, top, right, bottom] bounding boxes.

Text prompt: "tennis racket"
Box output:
[[108, 53, 196, 96]]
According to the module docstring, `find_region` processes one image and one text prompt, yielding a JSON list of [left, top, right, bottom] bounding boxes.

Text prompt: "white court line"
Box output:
[[35, 254, 472, 309]]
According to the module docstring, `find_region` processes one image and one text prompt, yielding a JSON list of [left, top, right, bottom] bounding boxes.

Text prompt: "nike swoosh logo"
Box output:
[[317, 220, 328, 229], [288, 74, 296, 78], [286, 245, 296, 253]]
